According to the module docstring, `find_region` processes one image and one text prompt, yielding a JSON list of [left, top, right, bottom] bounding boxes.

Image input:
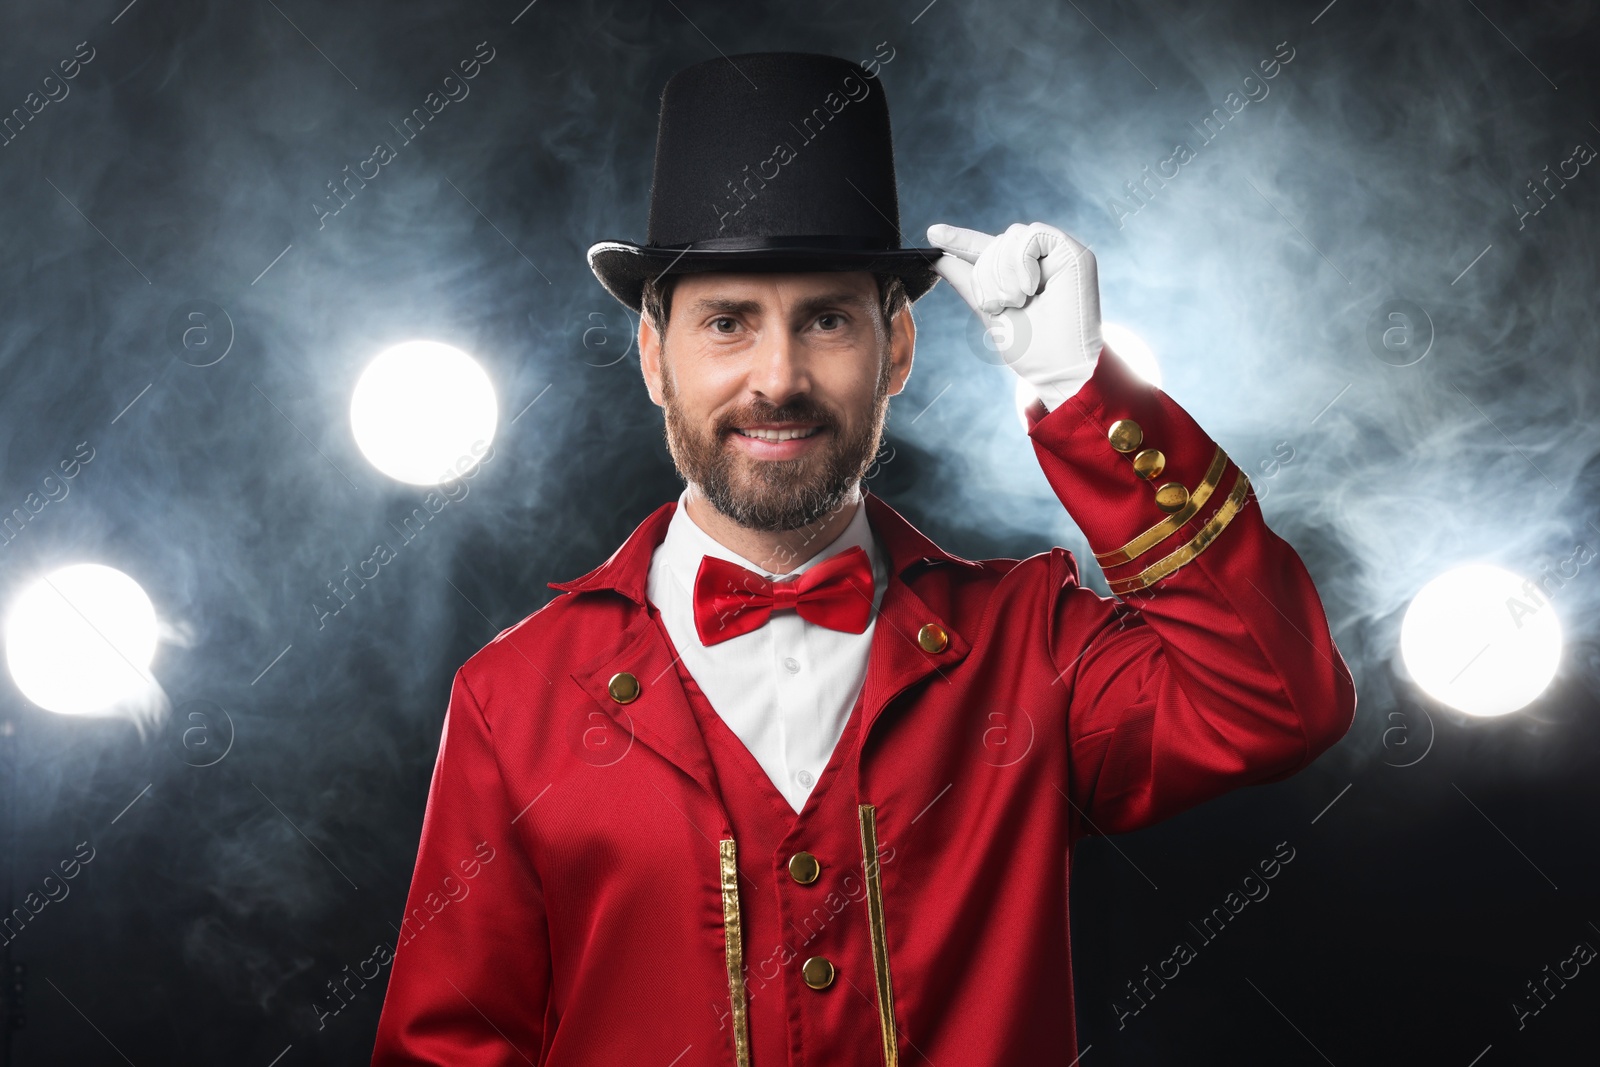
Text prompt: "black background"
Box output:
[[0, 0, 1596, 1063]]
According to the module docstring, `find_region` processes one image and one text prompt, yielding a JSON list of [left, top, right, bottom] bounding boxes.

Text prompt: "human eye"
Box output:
[[814, 312, 847, 331], [710, 316, 739, 334]]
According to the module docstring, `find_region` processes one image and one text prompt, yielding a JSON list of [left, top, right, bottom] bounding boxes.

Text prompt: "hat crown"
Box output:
[[645, 52, 903, 249]]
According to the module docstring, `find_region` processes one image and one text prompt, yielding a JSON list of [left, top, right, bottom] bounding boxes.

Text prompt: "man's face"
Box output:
[[638, 270, 915, 532]]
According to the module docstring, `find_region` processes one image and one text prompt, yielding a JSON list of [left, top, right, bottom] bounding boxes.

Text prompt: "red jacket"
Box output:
[[369, 349, 1356, 1065]]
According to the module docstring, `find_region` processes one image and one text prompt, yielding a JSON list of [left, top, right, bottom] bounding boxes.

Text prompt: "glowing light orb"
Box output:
[[5, 564, 159, 716], [1102, 323, 1161, 387], [1400, 563, 1561, 717], [351, 341, 498, 485]]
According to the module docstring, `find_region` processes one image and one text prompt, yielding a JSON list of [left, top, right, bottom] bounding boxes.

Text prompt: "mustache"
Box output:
[[716, 399, 840, 433]]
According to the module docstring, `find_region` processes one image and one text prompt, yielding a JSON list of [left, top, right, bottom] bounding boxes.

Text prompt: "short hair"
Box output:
[[640, 271, 908, 335]]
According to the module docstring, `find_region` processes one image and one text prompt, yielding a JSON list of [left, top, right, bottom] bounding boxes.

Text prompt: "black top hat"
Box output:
[[587, 51, 942, 312]]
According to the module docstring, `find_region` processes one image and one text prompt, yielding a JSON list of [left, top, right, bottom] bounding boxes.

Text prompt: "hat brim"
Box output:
[[587, 241, 944, 313]]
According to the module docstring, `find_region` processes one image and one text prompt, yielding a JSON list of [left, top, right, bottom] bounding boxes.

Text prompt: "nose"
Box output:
[[746, 327, 810, 408]]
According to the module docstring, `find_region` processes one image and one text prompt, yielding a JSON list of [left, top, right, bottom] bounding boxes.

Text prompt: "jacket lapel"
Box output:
[[566, 609, 723, 803], [550, 502, 722, 800], [854, 577, 970, 752]]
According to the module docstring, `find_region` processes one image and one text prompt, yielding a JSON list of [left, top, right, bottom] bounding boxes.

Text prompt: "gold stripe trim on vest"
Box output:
[[718, 838, 752, 1067], [858, 804, 900, 1067], [1095, 447, 1230, 567], [1107, 470, 1252, 595]]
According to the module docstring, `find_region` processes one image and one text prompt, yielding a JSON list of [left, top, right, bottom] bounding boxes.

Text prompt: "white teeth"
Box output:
[[739, 426, 819, 441]]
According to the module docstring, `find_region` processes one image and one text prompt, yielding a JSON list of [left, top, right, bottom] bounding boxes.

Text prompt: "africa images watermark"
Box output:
[[1247, 440, 1296, 503], [312, 839, 497, 1031], [311, 438, 494, 632], [1510, 929, 1595, 1032], [0, 841, 97, 947], [312, 40, 498, 230], [0, 440, 97, 552], [708, 41, 897, 234], [1505, 540, 1593, 630], [1106, 39, 1297, 230], [0, 39, 97, 148], [1112, 840, 1297, 1030], [710, 837, 898, 1036], [1512, 132, 1597, 232]]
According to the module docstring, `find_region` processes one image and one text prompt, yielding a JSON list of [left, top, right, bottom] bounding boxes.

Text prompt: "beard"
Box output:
[[659, 347, 892, 532]]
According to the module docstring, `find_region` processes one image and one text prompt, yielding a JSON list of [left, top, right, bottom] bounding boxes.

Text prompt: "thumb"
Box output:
[[931, 253, 984, 316], [926, 223, 994, 264]]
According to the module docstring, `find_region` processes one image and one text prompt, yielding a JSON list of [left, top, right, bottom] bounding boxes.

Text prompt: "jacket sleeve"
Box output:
[[1025, 347, 1356, 838], [370, 668, 551, 1065]]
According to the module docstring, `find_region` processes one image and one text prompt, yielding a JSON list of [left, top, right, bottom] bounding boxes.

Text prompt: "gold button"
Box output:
[[916, 623, 949, 654], [788, 851, 820, 884], [607, 672, 640, 704], [1107, 419, 1142, 453], [1131, 449, 1165, 480], [1154, 483, 1190, 513], [801, 956, 835, 990]]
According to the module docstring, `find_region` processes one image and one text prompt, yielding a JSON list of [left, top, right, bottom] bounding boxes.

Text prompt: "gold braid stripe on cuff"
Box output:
[[719, 838, 752, 1067], [1095, 446, 1230, 567], [858, 804, 900, 1067], [1106, 470, 1252, 595]]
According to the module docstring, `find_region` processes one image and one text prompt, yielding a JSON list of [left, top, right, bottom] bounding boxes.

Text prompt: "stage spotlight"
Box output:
[[1102, 323, 1161, 387], [1400, 563, 1561, 717], [351, 340, 498, 485], [5, 563, 159, 716]]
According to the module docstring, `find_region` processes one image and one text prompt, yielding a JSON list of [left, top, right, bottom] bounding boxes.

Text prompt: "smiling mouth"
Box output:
[[731, 425, 824, 442]]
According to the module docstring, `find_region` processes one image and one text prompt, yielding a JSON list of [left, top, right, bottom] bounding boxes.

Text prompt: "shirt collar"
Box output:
[[548, 488, 982, 606]]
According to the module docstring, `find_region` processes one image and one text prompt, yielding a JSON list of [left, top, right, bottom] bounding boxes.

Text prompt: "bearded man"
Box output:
[[371, 51, 1355, 1067]]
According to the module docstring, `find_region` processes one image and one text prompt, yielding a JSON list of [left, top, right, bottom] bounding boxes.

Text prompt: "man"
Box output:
[[371, 51, 1354, 1065]]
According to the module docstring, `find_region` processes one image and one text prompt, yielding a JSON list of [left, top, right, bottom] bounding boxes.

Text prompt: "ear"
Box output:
[[885, 303, 915, 397], [638, 308, 666, 408]]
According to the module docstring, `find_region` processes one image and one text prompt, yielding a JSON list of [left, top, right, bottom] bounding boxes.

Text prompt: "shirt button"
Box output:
[[783, 656, 801, 673], [801, 956, 836, 990], [797, 769, 814, 787]]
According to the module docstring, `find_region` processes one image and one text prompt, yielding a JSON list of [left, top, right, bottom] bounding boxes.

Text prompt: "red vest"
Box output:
[[648, 601, 891, 1067]]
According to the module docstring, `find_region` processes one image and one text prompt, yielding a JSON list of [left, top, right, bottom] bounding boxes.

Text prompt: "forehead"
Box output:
[[670, 270, 878, 308]]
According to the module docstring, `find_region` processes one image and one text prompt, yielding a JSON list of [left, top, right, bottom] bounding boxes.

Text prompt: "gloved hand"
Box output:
[[927, 221, 1103, 412]]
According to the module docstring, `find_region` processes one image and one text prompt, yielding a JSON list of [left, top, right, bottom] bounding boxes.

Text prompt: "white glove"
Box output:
[[927, 221, 1103, 411]]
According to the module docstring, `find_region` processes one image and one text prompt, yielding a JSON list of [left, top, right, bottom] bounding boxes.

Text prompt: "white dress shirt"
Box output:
[[645, 486, 889, 813]]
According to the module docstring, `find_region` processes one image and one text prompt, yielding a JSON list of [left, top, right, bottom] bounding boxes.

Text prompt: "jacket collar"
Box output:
[[552, 491, 983, 805], [547, 490, 983, 603]]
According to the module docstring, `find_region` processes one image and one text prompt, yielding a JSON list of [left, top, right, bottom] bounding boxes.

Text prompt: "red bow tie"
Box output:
[[693, 546, 875, 647]]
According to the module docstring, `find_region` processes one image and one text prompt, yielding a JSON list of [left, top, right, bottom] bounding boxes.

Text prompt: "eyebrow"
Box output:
[[686, 296, 762, 317], [685, 289, 871, 321]]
